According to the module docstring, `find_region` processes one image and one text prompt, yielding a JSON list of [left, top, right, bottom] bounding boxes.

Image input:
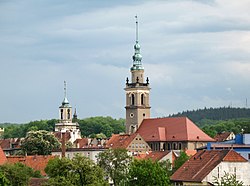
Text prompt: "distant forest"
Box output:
[[0, 117, 125, 139], [1, 107, 250, 139], [170, 107, 250, 137], [170, 107, 250, 123]]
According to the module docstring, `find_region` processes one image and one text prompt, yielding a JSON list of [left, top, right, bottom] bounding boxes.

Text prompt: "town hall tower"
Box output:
[[125, 17, 151, 134]]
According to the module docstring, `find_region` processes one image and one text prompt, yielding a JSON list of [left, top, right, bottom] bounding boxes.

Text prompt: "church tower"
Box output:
[[125, 17, 151, 134], [55, 81, 81, 143]]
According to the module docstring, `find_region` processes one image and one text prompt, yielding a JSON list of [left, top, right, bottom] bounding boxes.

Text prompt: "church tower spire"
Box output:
[[125, 16, 151, 134], [60, 81, 72, 122], [55, 81, 81, 144]]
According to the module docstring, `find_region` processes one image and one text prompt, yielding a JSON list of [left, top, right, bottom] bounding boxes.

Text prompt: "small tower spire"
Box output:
[[73, 108, 77, 119], [73, 108, 78, 122]]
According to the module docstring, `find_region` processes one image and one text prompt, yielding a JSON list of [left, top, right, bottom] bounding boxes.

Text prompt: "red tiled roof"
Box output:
[[0, 146, 7, 165], [74, 138, 89, 148], [106, 133, 138, 149], [144, 151, 171, 161], [7, 155, 56, 176], [223, 150, 247, 162], [0, 139, 10, 149], [137, 117, 215, 142], [214, 132, 232, 142], [0, 138, 22, 149], [171, 150, 247, 182]]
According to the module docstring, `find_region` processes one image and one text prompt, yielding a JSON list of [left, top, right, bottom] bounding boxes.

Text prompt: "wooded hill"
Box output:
[[170, 107, 250, 137], [0, 117, 125, 139], [170, 107, 250, 123], [1, 107, 250, 139]]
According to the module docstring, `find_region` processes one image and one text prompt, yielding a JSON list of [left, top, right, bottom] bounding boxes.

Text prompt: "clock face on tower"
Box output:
[[130, 113, 134, 118]]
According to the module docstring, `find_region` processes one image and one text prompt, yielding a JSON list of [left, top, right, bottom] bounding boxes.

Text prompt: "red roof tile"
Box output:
[[214, 132, 233, 142], [106, 133, 138, 149], [223, 150, 247, 162], [74, 138, 89, 148], [171, 150, 247, 182], [137, 117, 215, 142], [144, 151, 171, 161], [0, 139, 10, 149], [7, 155, 56, 176], [0, 146, 7, 165]]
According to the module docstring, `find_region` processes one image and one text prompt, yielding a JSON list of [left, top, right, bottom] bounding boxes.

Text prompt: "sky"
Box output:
[[0, 0, 250, 123]]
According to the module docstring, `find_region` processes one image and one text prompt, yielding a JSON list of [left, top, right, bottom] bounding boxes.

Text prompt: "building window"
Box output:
[[61, 109, 63, 120], [143, 113, 145, 117], [131, 94, 135, 105], [167, 143, 171, 150], [67, 109, 70, 119], [173, 142, 177, 150], [141, 94, 144, 105], [248, 153, 250, 160], [163, 143, 166, 150], [178, 142, 182, 150], [217, 167, 220, 178]]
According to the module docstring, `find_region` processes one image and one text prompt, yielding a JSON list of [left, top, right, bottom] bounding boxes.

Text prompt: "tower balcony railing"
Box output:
[[126, 82, 149, 87]]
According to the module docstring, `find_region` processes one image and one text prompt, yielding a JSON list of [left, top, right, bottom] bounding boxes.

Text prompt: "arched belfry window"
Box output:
[[67, 109, 70, 119], [141, 94, 144, 105], [131, 94, 135, 105], [60, 109, 63, 120]]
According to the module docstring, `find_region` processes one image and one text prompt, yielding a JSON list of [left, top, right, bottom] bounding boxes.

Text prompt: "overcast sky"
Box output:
[[1, 0, 250, 123]]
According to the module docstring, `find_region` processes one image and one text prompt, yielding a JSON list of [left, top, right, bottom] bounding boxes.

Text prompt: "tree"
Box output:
[[97, 148, 132, 186], [127, 159, 171, 186], [173, 151, 189, 172], [78, 116, 125, 137], [0, 162, 42, 186], [45, 154, 108, 186], [0, 171, 10, 186], [21, 130, 61, 155], [213, 171, 244, 186]]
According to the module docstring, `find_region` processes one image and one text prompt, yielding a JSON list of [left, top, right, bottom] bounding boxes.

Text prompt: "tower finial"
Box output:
[[62, 81, 69, 105], [135, 15, 138, 43], [64, 81, 67, 98], [131, 15, 143, 70]]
